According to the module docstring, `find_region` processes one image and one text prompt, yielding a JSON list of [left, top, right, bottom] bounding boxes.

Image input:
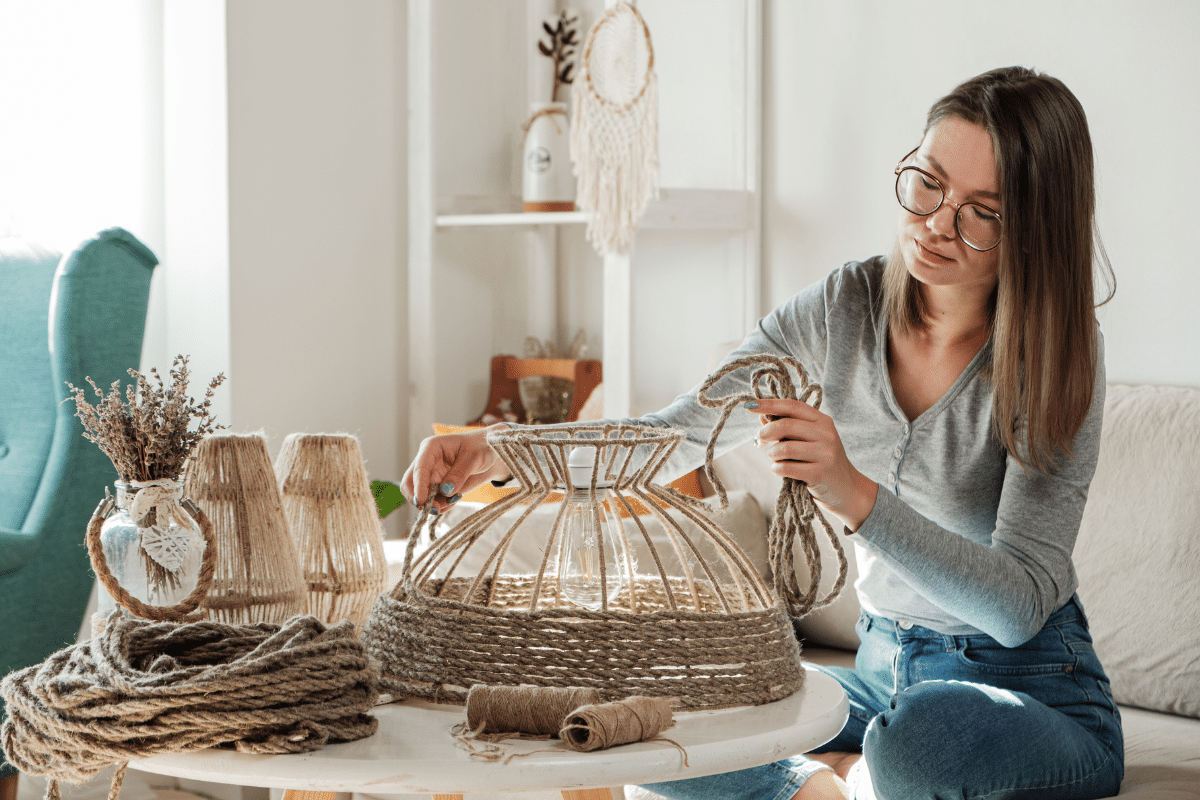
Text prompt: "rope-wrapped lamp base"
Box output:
[[365, 580, 804, 709]]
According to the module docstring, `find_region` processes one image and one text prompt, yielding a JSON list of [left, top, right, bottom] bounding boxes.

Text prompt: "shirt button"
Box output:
[[899, 621, 914, 630], [888, 472, 896, 484], [893, 446, 902, 458], [903, 425, 910, 435]]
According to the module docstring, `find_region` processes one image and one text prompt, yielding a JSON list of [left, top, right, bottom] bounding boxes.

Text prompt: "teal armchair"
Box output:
[[0, 228, 157, 779]]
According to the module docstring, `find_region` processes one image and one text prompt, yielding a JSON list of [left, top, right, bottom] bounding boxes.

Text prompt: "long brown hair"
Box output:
[[884, 67, 1115, 472]]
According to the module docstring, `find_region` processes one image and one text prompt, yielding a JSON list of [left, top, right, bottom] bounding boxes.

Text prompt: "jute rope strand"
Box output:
[[454, 686, 683, 765], [86, 496, 217, 622], [520, 105, 568, 148], [696, 354, 848, 618], [0, 614, 379, 800]]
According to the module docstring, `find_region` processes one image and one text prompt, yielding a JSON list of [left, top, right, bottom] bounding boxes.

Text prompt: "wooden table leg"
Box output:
[[561, 789, 622, 800], [281, 791, 340, 800]]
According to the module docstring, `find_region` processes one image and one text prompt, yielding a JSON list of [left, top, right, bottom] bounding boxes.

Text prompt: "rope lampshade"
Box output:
[[276, 433, 389, 629], [185, 432, 307, 624], [362, 355, 847, 712]]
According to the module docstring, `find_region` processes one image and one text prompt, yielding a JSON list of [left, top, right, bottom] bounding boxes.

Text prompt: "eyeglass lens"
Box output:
[[896, 168, 1001, 251]]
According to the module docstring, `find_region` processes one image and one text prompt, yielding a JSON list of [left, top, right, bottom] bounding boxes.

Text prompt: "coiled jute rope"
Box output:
[[0, 613, 379, 800], [696, 353, 849, 618]]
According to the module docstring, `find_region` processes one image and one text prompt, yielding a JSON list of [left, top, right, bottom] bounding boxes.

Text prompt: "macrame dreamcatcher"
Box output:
[[570, 1, 658, 255]]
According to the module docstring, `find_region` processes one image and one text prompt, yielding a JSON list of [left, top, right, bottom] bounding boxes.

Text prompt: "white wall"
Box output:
[[764, 0, 1200, 388], [14, 1, 1192, 516], [223, 0, 405, 512]]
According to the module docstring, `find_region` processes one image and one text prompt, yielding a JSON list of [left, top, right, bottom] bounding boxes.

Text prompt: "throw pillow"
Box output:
[[1074, 384, 1200, 719]]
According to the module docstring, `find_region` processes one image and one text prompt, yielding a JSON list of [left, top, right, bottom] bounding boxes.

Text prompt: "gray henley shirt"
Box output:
[[638, 256, 1105, 647]]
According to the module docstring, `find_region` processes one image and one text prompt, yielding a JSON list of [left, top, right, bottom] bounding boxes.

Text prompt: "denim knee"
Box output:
[[863, 681, 988, 800]]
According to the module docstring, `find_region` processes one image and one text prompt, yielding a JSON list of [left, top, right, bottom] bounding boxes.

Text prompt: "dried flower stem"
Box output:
[[66, 355, 226, 483]]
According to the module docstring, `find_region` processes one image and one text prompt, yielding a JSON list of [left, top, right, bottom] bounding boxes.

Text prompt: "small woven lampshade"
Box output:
[[185, 432, 307, 624], [275, 433, 388, 629]]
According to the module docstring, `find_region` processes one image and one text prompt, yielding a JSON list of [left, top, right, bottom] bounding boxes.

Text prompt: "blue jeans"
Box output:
[[643, 596, 1124, 800]]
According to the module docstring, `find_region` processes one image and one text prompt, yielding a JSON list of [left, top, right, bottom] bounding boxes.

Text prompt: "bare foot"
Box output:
[[789, 769, 850, 800], [809, 751, 862, 781]]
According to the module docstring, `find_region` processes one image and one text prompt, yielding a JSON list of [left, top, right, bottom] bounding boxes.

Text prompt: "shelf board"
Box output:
[[436, 210, 587, 227], [434, 188, 752, 231]]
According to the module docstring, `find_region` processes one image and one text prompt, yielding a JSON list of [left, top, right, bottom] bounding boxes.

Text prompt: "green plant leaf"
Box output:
[[371, 480, 406, 518]]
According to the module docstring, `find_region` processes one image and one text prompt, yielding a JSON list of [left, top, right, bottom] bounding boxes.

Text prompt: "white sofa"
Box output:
[[392, 381, 1199, 799], [708, 382, 1200, 799]]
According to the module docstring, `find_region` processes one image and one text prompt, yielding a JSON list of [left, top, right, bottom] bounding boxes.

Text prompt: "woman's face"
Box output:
[[897, 116, 1002, 295]]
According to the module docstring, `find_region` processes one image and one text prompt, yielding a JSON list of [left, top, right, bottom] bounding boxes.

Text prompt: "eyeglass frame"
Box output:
[[894, 146, 1004, 252]]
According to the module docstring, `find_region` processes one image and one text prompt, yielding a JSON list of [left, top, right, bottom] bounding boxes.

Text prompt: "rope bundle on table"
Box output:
[[696, 353, 848, 619], [0, 613, 379, 800]]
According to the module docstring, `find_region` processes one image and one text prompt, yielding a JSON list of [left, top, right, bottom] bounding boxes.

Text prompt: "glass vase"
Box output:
[[95, 480, 205, 618]]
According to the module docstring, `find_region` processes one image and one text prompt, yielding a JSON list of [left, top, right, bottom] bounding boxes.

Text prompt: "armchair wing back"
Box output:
[[0, 228, 157, 778]]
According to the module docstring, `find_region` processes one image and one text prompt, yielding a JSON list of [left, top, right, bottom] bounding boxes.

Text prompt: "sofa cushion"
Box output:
[[1113, 705, 1200, 799], [1074, 384, 1200, 719]]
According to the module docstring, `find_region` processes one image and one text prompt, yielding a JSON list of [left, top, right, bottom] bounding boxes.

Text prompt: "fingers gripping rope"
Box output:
[[696, 354, 848, 618]]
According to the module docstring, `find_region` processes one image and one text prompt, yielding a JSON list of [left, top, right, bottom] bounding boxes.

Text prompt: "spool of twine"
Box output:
[[560, 696, 674, 752], [465, 684, 601, 737], [0, 613, 379, 800], [186, 432, 307, 624]]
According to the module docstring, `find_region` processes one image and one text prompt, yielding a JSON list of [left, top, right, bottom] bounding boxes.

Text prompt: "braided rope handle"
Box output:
[[86, 496, 217, 621], [696, 353, 848, 618]]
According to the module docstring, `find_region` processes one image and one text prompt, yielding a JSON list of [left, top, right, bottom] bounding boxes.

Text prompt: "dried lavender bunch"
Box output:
[[66, 355, 226, 482]]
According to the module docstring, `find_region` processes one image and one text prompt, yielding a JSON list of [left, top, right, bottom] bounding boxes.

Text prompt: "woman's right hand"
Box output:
[[401, 423, 513, 513]]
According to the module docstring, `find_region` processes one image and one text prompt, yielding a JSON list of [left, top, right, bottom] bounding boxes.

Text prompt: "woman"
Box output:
[[402, 67, 1122, 800]]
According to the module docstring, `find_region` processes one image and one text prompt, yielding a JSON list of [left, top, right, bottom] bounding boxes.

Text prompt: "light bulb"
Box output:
[[556, 446, 630, 611]]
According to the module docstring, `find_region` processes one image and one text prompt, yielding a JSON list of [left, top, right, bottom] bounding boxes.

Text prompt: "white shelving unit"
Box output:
[[407, 0, 762, 459]]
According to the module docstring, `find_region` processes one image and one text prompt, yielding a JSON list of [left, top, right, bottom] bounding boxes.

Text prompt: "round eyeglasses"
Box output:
[[894, 147, 1003, 252]]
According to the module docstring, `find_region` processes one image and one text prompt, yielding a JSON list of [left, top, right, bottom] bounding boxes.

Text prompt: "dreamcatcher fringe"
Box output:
[[570, 8, 659, 256]]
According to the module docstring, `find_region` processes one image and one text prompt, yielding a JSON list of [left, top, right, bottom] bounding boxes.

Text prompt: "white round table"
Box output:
[[129, 666, 847, 800]]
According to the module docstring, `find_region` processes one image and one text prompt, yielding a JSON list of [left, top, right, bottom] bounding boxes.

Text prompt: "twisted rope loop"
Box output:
[[86, 497, 218, 622], [0, 614, 379, 800], [696, 354, 848, 618]]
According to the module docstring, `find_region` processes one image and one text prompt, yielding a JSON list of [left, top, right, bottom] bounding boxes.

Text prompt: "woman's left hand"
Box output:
[[748, 398, 879, 532]]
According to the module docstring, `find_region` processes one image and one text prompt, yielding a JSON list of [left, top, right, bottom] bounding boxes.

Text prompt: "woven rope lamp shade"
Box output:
[[185, 432, 307, 624], [362, 423, 807, 712], [275, 434, 388, 629]]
